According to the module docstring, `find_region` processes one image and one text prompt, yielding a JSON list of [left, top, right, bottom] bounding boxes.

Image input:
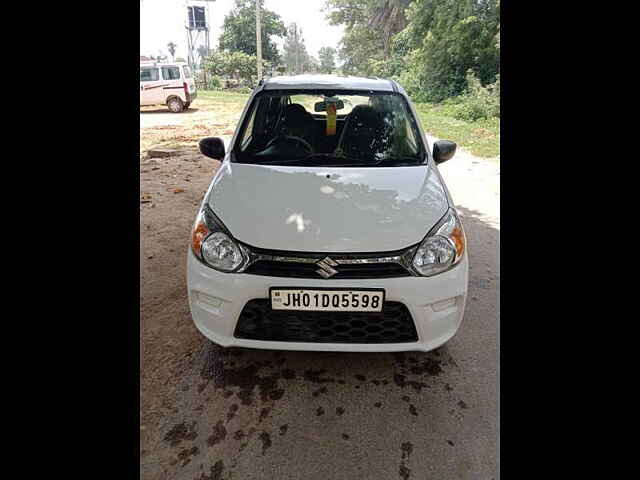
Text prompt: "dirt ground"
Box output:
[[140, 98, 500, 480]]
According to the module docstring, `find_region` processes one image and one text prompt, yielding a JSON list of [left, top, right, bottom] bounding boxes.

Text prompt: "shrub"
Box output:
[[207, 75, 223, 90], [450, 70, 500, 121]]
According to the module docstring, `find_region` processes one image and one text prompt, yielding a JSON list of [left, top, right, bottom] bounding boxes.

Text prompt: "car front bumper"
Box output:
[[186, 249, 468, 352]]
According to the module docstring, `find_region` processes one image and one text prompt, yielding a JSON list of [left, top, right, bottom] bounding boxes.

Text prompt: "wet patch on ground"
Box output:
[[399, 441, 414, 479], [259, 431, 272, 455], [164, 421, 198, 447]]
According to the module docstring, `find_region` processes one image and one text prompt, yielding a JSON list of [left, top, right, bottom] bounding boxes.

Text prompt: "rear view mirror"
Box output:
[[199, 137, 225, 160], [314, 100, 344, 112], [433, 140, 457, 164]]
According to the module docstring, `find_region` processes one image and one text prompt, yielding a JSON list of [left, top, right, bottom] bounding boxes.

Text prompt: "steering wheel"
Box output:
[[265, 135, 312, 154]]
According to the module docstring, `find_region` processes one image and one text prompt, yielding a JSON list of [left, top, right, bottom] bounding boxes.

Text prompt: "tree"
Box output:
[[318, 47, 337, 73], [366, 0, 411, 58], [204, 50, 270, 86], [324, 0, 500, 102], [400, 0, 500, 101], [325, 0, 385, 76], [167, 42, 177, 61], [218, 0, 286, 63], [282, 23, 309, 74]]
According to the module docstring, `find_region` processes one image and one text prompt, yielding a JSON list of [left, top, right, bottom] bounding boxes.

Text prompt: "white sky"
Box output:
[[140, 0, 344, 61]]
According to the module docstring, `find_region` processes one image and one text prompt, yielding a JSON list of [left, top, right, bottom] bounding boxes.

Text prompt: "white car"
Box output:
[[140, 61, 197, 112], [187, 75, 468, 352]]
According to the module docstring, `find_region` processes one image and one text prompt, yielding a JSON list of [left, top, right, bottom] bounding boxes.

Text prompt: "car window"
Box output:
[[162, 66, 181, 80], [288, 94, 368, 116], [233, 90, 424, 167], [140, 67, 159, 82], [239, 104, 257, 150]]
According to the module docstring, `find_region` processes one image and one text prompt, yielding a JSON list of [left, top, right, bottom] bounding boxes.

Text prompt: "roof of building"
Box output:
[[263, 74, 395, 92]]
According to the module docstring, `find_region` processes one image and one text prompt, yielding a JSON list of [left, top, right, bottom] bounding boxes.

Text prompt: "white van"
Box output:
[[140, 62, 197, 112]]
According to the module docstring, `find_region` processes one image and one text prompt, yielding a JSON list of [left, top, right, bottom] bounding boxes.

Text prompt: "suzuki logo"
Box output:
[[316, 257, 339, 278]]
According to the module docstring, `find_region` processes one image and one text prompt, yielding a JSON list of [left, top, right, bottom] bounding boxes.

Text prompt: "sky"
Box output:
[[140, 0, 344, 62]]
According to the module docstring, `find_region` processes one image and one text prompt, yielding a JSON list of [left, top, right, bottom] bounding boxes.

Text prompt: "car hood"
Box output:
[[207, 162, 449, 253]]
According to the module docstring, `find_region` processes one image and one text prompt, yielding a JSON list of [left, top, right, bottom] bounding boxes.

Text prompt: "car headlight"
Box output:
[[191, 206, 246, 272], [412, 208, 465, 276]]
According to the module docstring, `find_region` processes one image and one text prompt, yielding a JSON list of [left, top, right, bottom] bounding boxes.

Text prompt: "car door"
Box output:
[[182, 65, 196, 97], [160, 65, 184, 101], [140, 66, 164, 105]]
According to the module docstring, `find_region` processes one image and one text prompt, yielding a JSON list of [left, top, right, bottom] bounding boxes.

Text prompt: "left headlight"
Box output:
[[191, 206, 246, 272], [412, 208, 465, 277]]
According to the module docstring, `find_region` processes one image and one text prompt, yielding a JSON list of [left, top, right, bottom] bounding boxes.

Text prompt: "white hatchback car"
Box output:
[[187, 75, 468, 352]]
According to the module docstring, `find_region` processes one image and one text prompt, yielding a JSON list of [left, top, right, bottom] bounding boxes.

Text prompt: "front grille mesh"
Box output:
[[244, 260, 410, 279], [240, 245, 415, 280], [234, 300, 418, 343]]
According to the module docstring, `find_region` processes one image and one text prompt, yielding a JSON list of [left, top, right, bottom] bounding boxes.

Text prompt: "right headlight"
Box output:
[[190, 205, 246, 272], [412, 208, 465, 276]]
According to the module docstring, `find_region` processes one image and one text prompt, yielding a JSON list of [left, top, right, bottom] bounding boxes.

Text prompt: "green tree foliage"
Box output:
[[324, 0, 500, 105], [402, 0, 500, 101], [219, 0, 286, 63], [325, 0, 384, 76], [203, 50, 269, 86], [366, 0, 411, 58], [318, 47, 337, 73]]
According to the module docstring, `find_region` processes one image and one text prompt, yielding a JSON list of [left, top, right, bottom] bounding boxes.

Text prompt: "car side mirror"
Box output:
[[199, 137, 225, 160], [433, 140, 456, 164]]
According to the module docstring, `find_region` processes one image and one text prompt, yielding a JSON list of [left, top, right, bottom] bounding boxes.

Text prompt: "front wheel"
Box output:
[[167, 97, 184, 113]]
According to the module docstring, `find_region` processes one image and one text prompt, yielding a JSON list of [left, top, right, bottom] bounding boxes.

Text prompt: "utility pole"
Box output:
[[256, 0, 262, 81]]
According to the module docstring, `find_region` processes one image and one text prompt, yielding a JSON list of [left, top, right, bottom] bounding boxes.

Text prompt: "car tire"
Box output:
[[184, 102, 191, 109], [167, 97, 184, 113]]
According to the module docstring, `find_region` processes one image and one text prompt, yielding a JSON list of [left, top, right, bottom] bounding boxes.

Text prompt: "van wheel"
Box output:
[[167, 97, 184, 113], [184, 102, 191, 109]]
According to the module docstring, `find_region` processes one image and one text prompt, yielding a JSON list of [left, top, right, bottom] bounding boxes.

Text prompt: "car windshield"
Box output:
[[233, 90, 425, 167]]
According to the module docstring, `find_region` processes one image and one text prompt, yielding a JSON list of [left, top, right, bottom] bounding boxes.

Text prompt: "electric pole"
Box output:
[[256, 0, 262, 81]]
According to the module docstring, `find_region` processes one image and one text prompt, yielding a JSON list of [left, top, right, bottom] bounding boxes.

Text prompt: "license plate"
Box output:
[[270, 288, 385, 312]]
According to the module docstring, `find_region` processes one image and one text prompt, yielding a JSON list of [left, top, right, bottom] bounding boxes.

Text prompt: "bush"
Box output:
[[207, 75, 223, 90], [450, 70, 500, 121]]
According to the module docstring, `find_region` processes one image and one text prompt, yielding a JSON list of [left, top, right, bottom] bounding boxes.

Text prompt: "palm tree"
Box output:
[[167, 42, 177, 61], [366, 0, 411, 58]]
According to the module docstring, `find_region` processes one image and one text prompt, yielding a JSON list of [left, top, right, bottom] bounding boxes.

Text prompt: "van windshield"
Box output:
[[233, 90, 425, 167]]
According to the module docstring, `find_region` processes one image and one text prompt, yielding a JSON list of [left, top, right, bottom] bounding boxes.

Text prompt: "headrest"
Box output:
[[283, 104, 311, 125], [347, 105, 382, 128]]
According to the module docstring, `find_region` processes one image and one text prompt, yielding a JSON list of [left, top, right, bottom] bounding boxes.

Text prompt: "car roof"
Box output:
[[262, 74, 395, 92], [140, 62, 188, 67]]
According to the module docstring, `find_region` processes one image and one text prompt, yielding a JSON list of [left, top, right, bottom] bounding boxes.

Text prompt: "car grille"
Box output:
[[239, 245, 416, 279], [234, 299, 418, 343], [244, 260, 410, 279]]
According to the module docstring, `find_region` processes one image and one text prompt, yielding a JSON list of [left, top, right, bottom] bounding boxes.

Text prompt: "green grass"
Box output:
[[414, 102, 500, 158], [196, 89, 251, 104]]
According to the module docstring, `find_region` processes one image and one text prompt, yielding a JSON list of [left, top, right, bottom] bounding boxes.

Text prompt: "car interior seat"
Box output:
[[279, 103, 315, 148], [336, 105, 391, 160]]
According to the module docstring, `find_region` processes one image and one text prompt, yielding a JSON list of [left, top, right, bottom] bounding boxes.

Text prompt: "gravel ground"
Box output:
[[140, 106, 499, 480]]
